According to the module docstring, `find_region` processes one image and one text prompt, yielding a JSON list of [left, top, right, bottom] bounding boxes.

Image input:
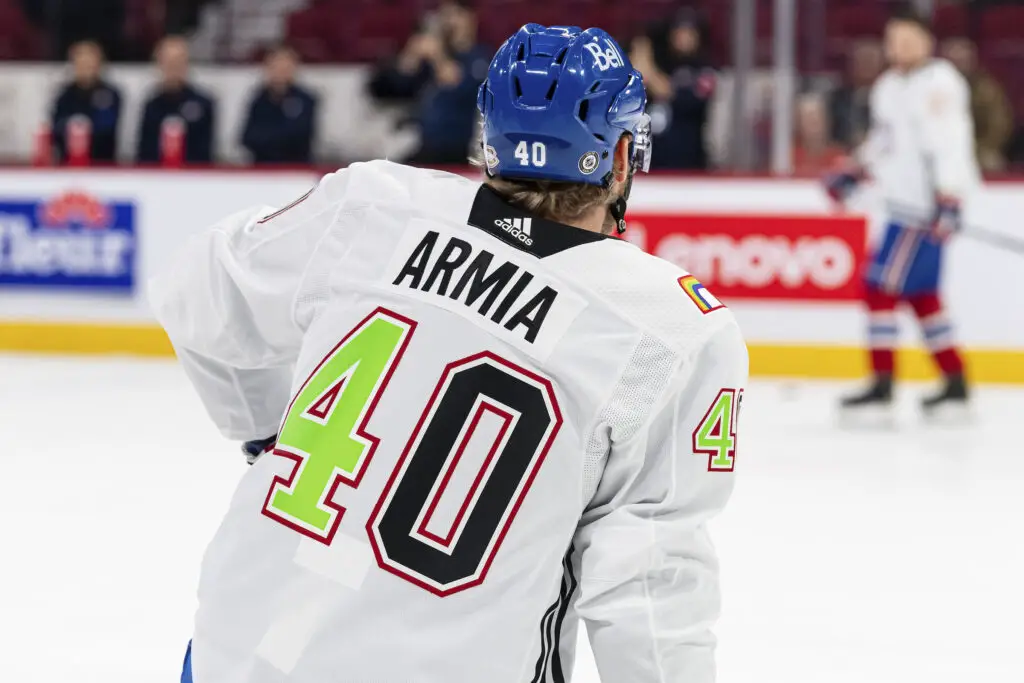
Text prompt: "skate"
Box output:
[[921, 373, 971, 422], [839, 374, 894, 426]]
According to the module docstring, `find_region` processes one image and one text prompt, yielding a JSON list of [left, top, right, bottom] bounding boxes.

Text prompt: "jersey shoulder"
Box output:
[[920, 59, 968, 94], [549, 237, 739, 354], [334, 160, 481, 220]]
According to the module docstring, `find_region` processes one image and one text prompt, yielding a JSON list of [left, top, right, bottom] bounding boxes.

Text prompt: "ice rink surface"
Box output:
[[2, 354, 1022, 683]]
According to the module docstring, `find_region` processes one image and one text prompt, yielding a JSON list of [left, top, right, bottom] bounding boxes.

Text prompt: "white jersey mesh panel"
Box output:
[[583, 333, 677, 503]]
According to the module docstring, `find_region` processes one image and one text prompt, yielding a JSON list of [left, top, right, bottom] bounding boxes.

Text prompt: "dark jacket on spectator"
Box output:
[[371, 44, 490, 164], [643, 22, 715, 171], [241, 84, 317, 164], [51, 80, 122, 162], [651, 61, 715, 170], [137, 84, 216, 163], [828, 85, 872, 151]]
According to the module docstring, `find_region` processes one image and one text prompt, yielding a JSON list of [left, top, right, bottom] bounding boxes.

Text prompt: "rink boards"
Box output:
[[1, 169, 1021, 383]]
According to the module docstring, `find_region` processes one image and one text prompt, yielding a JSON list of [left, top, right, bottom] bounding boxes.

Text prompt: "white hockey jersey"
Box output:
[[150, 160, 747, 683], [860, 58, 980, 226]]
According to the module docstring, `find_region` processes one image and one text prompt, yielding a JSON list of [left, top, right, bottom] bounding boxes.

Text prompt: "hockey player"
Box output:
[[152, 24, 747, 683], [826, 7, 978, 415]]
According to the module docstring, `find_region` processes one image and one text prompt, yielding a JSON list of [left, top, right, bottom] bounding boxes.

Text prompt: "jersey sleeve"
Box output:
[[148, 169, 351, 441], [921, 66, 977, 200], [573, 318, 747, 683]]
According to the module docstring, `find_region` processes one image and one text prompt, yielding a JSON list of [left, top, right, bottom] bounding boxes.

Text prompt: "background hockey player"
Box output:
[[152, 23, 747, 683], [825, 7, 979, 415]]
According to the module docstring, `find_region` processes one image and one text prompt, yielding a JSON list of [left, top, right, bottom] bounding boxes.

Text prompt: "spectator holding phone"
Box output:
[[370, 0, 490, 165]]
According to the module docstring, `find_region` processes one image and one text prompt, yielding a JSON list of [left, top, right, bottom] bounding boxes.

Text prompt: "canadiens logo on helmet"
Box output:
[[484, 145, 500, 169], [578, 152, 600, 175]]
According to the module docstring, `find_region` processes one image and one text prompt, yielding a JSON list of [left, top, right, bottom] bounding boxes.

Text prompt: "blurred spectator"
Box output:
[[50, 41, 122, 164], [137, 36, 216, 164], [941, 37, 1014, 172], [630, 8, 715, 171], [792, 93, 846, 175], [827, 40, 883, 151], [241, 45, 317, 165], [370, 0, 490, 165]]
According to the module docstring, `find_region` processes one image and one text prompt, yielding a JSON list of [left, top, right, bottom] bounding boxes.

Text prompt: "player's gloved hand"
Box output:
[[242, 435, 277, 465], [822, 159, 864, 204], [930, 195, 962, 241]]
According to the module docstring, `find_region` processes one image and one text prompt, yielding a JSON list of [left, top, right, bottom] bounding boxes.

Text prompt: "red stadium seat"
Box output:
[[349, 4, 418, 63], [0, 0, 44, 60], [979, 5, 1024, 44], [932, 3, 969, 40], [286, 5, 337, 63], [826, 4, 887, 39]]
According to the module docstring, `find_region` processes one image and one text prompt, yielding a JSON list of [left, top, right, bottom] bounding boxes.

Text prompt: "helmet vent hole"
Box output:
[[554, 47, 568, 65], [545, 80, 558, 100], [517, 43, 526, 61], [578, 99, 589, 121], [594, 134, 606, 142], [589, 81, 602, 93], [513, 77, 523, 98]]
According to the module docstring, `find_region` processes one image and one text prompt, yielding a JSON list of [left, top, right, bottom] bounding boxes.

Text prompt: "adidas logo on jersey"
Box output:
[[494, 217, 534, 247]]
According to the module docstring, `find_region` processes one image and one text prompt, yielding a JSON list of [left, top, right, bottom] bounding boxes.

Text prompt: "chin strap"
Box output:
[[609, 173, 636, 235], [610, 196, 628, 235]]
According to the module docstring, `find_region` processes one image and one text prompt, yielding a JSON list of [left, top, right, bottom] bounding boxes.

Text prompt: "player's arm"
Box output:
[[921, 68, 976, 237], [149, 170, 351, 441], [922, 68, 975, 201], [574, 319, 748, 683]]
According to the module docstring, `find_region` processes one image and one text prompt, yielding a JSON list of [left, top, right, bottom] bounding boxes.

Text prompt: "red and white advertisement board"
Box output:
[[625, 214, 868, 302]]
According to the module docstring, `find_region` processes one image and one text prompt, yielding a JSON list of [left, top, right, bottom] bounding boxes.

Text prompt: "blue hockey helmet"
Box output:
[[477, 24, 652, 188]]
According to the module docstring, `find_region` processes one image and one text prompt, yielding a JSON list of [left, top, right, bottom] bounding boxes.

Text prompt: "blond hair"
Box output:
[[482, 175, 615, 223], [471, 135, 627, 224]]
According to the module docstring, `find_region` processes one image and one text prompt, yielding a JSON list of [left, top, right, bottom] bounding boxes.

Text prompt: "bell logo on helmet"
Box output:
[[494, 217, 534, 246], [578, 151, 600, 175], [584, 39, 624, 72]]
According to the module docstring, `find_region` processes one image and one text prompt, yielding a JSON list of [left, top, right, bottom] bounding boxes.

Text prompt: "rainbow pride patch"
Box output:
[[678, 275, 725, 314]]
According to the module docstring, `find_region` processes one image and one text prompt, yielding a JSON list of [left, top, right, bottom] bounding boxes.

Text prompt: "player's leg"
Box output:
[[902, 233, 969, 413], [841, 223, 906, 410]]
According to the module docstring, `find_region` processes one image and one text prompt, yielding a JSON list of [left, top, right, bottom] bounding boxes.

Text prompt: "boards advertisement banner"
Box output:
[[625, 213, 868, 302], [0, 190, 137, 292]]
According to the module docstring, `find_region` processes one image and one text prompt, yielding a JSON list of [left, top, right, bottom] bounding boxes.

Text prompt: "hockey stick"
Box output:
[[835, 186, 1024, 256], [961, 225, 1024, 256]]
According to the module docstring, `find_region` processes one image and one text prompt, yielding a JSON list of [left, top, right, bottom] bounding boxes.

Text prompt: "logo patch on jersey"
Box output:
[[494, 217, 534, 246], [678, 275, 725, 314]]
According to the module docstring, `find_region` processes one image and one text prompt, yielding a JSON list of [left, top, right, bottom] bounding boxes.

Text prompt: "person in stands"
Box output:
[[941, 36, 1014, 172], [792, 93, 846, 175], [370, 0, 490, 165], [630, 8, 715, 170], [137, 36, 216, 164], [828, 40, 884, 151], [241, 44, 318, 165], [51, 40, 122, 163]]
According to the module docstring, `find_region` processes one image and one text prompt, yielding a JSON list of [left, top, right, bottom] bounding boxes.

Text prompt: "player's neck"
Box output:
[[897, 56, 931, 75], [562, 204, 612, 236]]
